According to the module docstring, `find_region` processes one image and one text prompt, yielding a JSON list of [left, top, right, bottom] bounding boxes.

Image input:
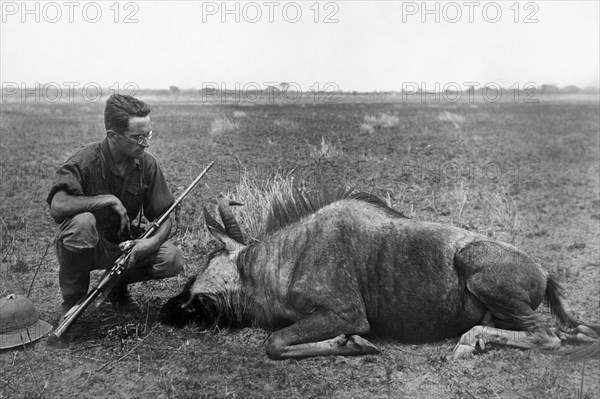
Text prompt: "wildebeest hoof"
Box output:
[[575, 334, 597, 343], [558, 325, 599, 343], [451, 344, 476, 359], [477, 338, 486, 351], [575, 325, 599, 339], [348, 335, 381, 354]]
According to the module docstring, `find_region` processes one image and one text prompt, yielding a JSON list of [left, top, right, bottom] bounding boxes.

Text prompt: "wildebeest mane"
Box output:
[[263, 186, 406, 236]]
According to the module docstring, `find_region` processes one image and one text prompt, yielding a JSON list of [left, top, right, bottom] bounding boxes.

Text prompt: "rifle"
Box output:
[[47, 161, 215, 346]]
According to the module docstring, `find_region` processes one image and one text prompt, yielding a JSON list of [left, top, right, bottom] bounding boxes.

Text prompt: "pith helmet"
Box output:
[[0, 294, 53, 350]]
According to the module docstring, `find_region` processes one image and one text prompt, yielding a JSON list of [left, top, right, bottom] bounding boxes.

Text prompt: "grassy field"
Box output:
[[1, 95, 599, 398]]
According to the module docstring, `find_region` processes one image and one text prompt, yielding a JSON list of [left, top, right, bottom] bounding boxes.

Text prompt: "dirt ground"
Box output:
[[1, 94, 599, 398]]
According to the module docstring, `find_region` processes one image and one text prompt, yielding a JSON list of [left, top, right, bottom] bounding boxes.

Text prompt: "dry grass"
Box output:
[[209, 118, 239, 136], [360, 112, 400, 133], [483, 187, 519, 232], [1, 98, 598, 399], [307, 136, 344, 160], [223, 168, 299, 241], [438, 111, 465, 129], [272, 118, 298, 131]]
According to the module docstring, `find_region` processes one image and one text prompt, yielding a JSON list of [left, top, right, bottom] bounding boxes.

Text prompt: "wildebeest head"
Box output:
[[160, 197, 248, 328]]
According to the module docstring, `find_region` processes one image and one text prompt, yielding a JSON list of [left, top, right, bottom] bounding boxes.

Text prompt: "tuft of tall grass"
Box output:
[[438, 111, 465, 129], [452, 181, 470, 225], [359, 122, 375, 134], [272, 118, 298, 131], [360, 113, 400, 132], [307, 136, 344, 160], [210, 118, 239, 136], [483, 188, 519, 233], [223, 168, 300, 241]]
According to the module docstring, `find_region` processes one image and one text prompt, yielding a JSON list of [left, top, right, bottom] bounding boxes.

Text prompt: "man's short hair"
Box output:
[[104, 94, 151, 133]]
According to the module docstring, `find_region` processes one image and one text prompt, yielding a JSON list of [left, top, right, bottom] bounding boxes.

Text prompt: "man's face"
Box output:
[[115, 115, 152, 159]]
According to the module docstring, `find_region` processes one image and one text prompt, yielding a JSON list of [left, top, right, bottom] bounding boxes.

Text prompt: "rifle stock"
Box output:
[[47, 161, 215, 346]]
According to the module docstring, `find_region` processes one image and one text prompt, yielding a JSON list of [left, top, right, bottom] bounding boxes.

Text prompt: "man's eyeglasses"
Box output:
[[115, 130, 153, 145]]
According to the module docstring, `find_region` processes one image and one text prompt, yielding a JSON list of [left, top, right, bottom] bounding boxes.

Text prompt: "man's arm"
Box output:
[[126, 216, 173, 266], [50, 190, 129, 233]]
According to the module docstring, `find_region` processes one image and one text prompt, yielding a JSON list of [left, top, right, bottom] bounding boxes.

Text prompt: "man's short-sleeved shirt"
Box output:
[[47, 139, 174, 241]]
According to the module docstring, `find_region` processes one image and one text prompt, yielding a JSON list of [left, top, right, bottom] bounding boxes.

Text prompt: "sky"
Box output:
[[1, 0, 599, 92]]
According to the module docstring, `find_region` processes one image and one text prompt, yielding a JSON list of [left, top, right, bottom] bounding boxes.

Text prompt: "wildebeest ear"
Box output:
[[203, 207, 244, 252]]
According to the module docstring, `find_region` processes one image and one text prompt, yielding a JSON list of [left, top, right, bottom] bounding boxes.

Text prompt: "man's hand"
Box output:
[[109, 197, 130, 235], [120, 238, 156, 266]]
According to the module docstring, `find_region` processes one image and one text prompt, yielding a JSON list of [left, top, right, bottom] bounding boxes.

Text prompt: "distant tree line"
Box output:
[[3, 83, 597, 102], [154, 84, 599, 96]]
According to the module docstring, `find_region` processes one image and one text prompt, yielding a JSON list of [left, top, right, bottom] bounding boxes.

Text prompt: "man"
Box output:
[[47, 94, 184, 316]]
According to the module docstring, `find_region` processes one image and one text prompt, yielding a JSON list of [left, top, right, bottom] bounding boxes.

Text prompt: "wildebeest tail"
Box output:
[[558, 340, 600, 362], [545, 274, 581, 328], [546, 274, 600, 362]]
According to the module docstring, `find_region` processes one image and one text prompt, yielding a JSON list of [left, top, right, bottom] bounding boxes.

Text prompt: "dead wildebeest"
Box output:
[[160, 189, 599, 360]]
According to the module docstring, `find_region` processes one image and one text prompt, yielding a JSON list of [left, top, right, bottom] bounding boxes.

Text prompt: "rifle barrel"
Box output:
[[146, 161, 215, 237]]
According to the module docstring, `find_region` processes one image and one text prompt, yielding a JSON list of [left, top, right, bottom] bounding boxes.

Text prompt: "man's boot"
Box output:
[[107, 283, 141, 313], [57, 247, 93, 320]]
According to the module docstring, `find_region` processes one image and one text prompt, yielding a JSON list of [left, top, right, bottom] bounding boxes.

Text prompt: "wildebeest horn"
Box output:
[[217, 197, 245, 244], [203, 206, 228, 238]]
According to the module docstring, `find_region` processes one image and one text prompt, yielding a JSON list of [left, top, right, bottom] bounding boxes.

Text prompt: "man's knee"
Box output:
[[120, 242, 184, 284], [57, 212, 99, 252], [159, 244, 184, 278], [146, 243, 184, 279]]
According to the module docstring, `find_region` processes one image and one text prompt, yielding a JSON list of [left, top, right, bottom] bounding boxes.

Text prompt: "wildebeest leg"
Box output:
[[452, 326, 561, 359], [454, 242, 599, 358], [264, 313, 380, 360], [268, 333, 379, 360], [456, 241, 546, 331], [452, 241, 563, 358]]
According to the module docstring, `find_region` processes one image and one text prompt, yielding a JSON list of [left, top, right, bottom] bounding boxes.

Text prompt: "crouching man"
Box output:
[[47, 94, 184, 317]]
